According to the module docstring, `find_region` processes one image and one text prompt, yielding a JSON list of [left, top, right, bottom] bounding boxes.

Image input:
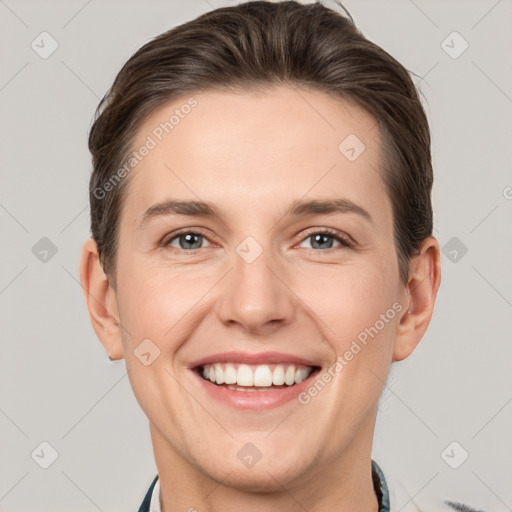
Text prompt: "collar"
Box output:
[[372, 459, 390, 512]]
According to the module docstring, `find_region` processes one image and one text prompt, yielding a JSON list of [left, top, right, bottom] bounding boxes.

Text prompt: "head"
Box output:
[[81, 0, 440, 494]]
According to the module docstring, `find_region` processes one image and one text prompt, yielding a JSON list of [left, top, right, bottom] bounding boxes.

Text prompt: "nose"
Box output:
[[215, 245, 296, 334]]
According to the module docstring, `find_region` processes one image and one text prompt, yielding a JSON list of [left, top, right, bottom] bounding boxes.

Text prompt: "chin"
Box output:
[[197, 446, 312, 492], [214, 463, 305, 493]]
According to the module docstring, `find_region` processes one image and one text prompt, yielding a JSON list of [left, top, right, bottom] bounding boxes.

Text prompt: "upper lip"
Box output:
[[189, 351, 321, 368]]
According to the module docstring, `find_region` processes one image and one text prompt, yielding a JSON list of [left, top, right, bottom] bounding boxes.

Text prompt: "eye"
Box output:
[[163, 230, 212, 251], [298, 229, 353, 250]]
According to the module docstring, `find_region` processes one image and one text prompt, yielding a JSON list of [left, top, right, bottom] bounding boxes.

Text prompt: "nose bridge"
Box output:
[[215, 235, 295, 331]]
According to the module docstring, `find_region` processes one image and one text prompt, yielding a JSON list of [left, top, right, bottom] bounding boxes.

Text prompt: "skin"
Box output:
[[80, 85, 441, 512]]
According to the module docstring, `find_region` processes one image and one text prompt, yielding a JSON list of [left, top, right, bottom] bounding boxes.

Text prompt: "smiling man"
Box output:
[[79, 2, 449, 511]]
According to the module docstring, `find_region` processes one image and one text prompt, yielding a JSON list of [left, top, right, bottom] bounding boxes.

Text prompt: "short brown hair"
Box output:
[[88, 0, 433, 288]]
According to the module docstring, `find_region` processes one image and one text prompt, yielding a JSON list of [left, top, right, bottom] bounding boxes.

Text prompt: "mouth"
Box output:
[[189, 351, 324, 410], [191, 361, 322, 410], [196, 362, 321, 392]]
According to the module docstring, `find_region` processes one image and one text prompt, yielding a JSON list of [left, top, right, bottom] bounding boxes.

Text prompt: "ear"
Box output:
[[79, 238, 124, 360], [393, 237, 441, 361]]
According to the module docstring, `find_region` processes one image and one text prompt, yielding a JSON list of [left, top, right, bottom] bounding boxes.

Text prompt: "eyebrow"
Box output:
[[138, 197, 372, 229]]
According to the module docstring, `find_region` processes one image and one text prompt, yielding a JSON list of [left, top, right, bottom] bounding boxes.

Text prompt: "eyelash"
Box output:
[[161, 227, 354, 253], [299, 227, 354, 249]]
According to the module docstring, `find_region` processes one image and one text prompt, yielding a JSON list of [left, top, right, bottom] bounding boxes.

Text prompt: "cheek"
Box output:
[[308, 260, 396, 323], [309, 261, 399, 367], [115, 258, 214, 348]]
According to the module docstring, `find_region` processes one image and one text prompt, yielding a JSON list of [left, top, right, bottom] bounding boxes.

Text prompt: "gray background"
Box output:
[[1, 0, 511, 510]]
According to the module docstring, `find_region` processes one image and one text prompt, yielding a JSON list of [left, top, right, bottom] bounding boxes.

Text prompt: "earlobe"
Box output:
[[393, 237, 441, 362], [79, 238, 124, 360]]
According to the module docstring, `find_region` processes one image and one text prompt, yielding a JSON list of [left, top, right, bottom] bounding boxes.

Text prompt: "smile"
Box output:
[[190, 351, 322, 409], [198, 362, 318, 390]]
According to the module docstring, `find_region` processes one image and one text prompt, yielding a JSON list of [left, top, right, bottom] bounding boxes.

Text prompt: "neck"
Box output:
[[150, 415, 379, 512]]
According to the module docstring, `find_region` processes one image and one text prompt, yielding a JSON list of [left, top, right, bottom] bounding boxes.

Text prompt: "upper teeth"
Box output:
[[201, 363, 312, 387]]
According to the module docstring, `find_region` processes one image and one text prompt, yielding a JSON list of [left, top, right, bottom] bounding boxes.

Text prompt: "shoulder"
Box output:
[[376, 461, 497, 512]]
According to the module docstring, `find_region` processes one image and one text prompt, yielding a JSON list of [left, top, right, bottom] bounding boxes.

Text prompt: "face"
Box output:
[[108, 86, 409, 490]]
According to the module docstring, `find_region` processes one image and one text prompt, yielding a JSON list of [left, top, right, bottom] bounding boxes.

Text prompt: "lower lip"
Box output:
[[192, 369, 320, 410]]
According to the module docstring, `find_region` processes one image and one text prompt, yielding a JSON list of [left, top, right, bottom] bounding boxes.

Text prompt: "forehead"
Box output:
[[122, 86, 390, 227]]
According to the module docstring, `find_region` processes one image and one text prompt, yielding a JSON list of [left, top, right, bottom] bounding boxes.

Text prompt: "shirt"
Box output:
[[137, 460, 485, 512]]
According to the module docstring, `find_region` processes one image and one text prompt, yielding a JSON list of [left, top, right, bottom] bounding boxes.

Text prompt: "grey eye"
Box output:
[[168, 232, 205, 250]]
